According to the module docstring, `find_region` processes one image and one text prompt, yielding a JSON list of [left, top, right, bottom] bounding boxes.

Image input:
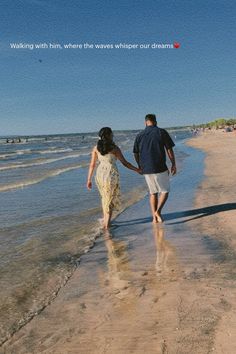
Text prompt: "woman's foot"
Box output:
[[103, 211, 112, 230], [98, 217, 110, 229], [104, 223, 110, 230], [98, 218, 104, 227]]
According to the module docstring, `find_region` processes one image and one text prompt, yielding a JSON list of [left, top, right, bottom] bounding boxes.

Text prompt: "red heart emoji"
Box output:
[[174, 42, 180, 48]]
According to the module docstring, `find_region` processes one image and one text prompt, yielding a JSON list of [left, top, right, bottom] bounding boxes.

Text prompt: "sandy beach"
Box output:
[[187, 130, 236, 354], [1, 131, 236, 354]]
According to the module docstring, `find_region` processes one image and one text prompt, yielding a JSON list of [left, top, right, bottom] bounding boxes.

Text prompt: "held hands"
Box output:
[[137, 168, 143, 175], [87, 181, 92, 189]]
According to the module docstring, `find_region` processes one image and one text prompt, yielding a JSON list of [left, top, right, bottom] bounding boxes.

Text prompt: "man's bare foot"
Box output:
[[155, 211, 163, 223], [152, 216, 158, 223]]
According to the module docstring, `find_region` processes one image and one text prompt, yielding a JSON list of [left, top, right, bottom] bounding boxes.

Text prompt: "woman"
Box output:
[[87, 127, 141, 229]]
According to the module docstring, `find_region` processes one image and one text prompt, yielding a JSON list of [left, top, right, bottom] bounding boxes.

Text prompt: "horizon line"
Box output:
[[0, 125, 193, 138]]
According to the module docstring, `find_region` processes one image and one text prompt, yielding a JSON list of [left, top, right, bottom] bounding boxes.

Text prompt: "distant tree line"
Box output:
[[196, 118, 236, 129]]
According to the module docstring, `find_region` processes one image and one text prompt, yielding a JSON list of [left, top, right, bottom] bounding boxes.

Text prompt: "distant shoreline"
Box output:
[[0, 126, 192, 140]]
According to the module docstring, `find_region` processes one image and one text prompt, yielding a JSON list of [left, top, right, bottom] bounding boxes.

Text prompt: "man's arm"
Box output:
[[166, 148, 177, 175], [134, 152, 141, 169], [133, 134, 141, 169]]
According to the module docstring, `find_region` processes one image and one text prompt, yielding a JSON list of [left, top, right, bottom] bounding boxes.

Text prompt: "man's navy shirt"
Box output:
[[133, 126, 175, 174]]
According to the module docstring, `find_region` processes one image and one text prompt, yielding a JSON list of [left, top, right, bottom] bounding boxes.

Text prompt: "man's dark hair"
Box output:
[[145, 114, 157, 124]]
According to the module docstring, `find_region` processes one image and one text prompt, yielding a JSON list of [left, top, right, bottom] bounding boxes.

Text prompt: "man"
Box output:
[[133, 114, 177, 223]]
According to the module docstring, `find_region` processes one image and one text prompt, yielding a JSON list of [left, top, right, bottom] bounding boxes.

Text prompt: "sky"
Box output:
[[0, 0, 236, 135]]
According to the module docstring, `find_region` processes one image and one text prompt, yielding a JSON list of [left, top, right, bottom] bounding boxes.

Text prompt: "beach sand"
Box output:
[[187, 130, 236, 354], [2, 131, 236, 354]]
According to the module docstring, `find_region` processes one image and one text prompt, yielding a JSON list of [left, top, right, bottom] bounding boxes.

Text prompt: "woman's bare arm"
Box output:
[[87, 147, 98, 189], [114, 147, 141, 173]]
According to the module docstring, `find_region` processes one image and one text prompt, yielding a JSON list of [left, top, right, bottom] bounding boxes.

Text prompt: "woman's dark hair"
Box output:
[[97, 127, 115, 155]]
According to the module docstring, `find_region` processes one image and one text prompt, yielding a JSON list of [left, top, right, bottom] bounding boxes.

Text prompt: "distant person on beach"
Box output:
[[133, 114, 177, 223], [87, 127, 141, 229]]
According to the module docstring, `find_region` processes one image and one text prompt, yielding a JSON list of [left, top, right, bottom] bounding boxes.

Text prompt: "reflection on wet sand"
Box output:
[[152, 224, 180, 279], [100, 224, 180, 302], [1, 221, 200, 353], [102, 230, 132, 299]]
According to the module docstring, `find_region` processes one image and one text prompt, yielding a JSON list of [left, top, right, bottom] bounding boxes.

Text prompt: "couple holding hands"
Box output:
[[87, 114, 176, 229]]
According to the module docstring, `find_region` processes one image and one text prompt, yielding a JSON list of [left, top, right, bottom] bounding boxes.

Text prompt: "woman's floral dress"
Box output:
[[95, 151, 121, 213]]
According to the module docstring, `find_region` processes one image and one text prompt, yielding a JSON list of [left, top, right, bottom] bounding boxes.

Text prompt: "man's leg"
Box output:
[[155, 192, 168, 222], [150, 193, 158, 223]]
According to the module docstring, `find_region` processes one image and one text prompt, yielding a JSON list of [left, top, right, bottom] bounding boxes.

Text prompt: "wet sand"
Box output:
[[188, 130, 236, 354], [2, 132, 236, 354]]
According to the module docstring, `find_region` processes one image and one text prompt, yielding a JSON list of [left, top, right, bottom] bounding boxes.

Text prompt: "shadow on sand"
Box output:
[[114, 203, 236, 227]]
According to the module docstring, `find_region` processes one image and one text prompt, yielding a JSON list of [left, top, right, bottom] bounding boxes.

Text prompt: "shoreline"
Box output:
[[2, 133, 236, 353], [187, 130, 236, 353], [187, 130, 236, 247]]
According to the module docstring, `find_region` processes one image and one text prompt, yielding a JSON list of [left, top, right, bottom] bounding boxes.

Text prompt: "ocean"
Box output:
[[0, 128, 192, 344]]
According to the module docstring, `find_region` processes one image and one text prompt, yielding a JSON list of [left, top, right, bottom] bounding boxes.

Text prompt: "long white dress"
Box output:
[[95, 151, 121, 214]]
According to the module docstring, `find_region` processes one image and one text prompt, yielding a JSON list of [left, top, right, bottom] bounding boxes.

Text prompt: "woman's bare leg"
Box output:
[[104, 210, 113, 229]]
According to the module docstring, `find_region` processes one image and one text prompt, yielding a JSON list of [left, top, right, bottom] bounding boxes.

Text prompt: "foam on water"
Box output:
[[0, 153, 89, 171], [0, 163, 88, 192], [38, 148, 73, 154]]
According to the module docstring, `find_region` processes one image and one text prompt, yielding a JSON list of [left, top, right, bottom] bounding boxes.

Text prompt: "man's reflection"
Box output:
[[152, 224, 178, 278]]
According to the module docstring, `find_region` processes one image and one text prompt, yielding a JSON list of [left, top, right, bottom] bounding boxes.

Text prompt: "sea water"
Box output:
[[0, 128, 192, 344]]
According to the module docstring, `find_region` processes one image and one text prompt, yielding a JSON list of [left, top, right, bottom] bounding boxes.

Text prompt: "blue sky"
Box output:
[[1, 0, 236, 135]]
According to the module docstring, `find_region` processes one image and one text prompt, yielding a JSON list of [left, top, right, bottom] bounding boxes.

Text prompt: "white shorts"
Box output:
[[144, 170, 170, 194]]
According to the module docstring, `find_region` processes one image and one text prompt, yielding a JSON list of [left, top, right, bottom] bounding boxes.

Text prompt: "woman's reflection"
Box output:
[[103, 230, 132, 299]]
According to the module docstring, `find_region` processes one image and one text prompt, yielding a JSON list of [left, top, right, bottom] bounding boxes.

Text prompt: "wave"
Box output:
[[0, 149, 32, 159], [0, 153, 90, 171], [0, 148, 74, 159], [0, 163, 88, 193], [38, 148, 73, 154], [16, 149, 32, 155], [0, 153, 15, 159]]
